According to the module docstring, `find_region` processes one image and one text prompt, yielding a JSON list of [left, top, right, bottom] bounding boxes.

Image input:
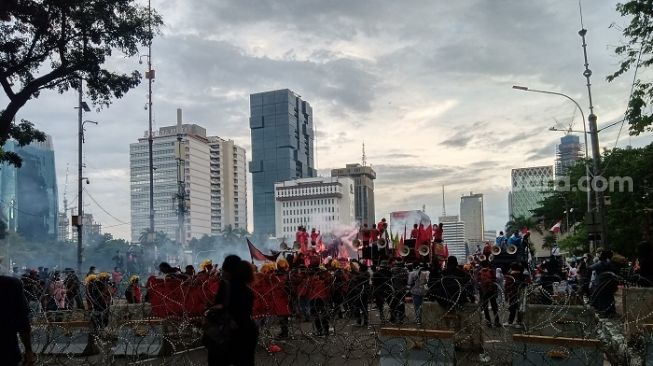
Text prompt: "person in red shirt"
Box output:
[[360, 224, 372, 260], [410, 224, 419, 239], [433, 223, 443, 243], [296, 226, 309, 254], [370, 224, 380, 242], [310, 228, 320, 249]]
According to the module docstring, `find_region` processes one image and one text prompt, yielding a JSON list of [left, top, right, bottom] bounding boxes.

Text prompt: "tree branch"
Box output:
[[0, 76, 15, 100]]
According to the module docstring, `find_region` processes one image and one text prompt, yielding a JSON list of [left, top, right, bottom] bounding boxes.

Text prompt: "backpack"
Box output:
[[478, 268, 496, 294]]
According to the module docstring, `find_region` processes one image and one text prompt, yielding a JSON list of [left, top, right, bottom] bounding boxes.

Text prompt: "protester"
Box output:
[[477, 260, 500, 327], [504, 262, 529, 328], [349, 262, 371, 326], [389, 259, 409, 324], [0, 273, 36, 366], [206, 255, 257, 366], [590, 250, 618, 317], [408, 262, 429, 325], [64, 269, 84, 310], [125, 275, 142, 304], [306, 258, 333, 336], [372, 260, 392, 322]]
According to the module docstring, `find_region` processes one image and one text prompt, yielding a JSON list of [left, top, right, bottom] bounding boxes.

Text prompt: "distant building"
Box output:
[[509, 166, 554, 219], [130, 109, 247, 244], [249, 89, 316, 236], [0, 136, 58, 242], [460, 192, 484, 246], [57, 212, 69, 242], [438, 215, 466, 260], [484, 229, 497, 242], [274, 177, 355, 240], [331, 163, 376, 226], [556, 134, 583, 178]]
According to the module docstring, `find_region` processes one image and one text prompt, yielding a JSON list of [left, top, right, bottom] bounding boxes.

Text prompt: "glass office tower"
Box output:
[[249, 89, 316, 236]]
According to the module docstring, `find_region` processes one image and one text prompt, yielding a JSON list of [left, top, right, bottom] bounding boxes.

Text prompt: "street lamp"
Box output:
[[512, 85, 592, 220]]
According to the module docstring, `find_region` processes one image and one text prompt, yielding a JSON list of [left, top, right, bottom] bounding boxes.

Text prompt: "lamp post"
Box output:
[[77, 111, 98, 275], [511, 85, 592, 219]]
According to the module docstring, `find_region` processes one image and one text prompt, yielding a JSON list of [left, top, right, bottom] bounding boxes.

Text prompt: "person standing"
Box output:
[[206, 255, 258, 366], [372, 261, 392, 323], [504, 262, 530, 328], [389, 260, 409, 324], [349, 262, 371, 326], [477, 260, 500, 327], [408, 263, 429, 325], [1, 274, 36, 366]]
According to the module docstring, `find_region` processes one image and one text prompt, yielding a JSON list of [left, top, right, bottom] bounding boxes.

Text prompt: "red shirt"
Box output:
[[370, 228, 379, 241], [310, 231, 320, 243], [361, 228, 371, 241], [410, 228, 419, 239]]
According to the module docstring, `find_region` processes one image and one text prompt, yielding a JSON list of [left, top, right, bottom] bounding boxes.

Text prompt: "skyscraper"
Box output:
[[331, 163, 376, 225], [249, 89, 316, 236], [555, 134, 583, 177], [130, 109, 247, 243], [0, 136, 58, 242], [460, 192, 484, 246], [509, 166, 554, 219], [438, 215, 466, 260]]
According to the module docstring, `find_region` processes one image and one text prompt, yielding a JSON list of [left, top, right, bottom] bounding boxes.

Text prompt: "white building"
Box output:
[[274, 177, 355, 240], [439, 215, 467, 260], [460, 192, 484, 246], [130, 109, 247, 244]]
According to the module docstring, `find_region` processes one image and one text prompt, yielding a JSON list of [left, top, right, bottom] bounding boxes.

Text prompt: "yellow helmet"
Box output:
[[277, 258, 289, 271], [129, 275, 140, 284], [98, 272, 110, 280], [200, 259, 213, 271], [260, 262, 276, 274], [85, 274, 97, 284]]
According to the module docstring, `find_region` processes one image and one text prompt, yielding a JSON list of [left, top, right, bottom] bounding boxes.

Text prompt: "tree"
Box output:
[[607, 0, 653, 135], [505, 215, 543, 235], [0, 0, 162, 166]]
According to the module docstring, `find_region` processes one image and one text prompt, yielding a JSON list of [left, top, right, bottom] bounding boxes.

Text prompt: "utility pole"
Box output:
[[77, 79, 84, 275], [146, 0, 155, 240], [579, 28, 608, 249]]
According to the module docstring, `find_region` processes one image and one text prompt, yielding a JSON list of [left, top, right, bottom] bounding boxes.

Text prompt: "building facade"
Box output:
[[459, 192, 484, 246], [331, 163, 376, 225], [250, 89, 316, 236], [509, 165, 554, 219], [274, 177, 354, 240], [555, 134, 583, 177], [130, 109, 247, 244], [0, 136, 58, 242], [438, 215, 467, 260]]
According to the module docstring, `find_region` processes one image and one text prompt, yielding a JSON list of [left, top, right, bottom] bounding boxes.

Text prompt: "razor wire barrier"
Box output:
[[16, 264, 653, 365]]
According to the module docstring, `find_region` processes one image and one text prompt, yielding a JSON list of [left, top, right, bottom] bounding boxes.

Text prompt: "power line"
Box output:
[[83, 187, 129, 224]]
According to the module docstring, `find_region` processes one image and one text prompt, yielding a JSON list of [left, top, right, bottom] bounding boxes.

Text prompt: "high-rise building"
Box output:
[[555, 134, 583, 177], [331, 163, 376, 225], [0, 136, 58, 242], [274, 176, 355, 240], [57, 212, 70, 242], [249, 89, 316, 236], [438, 215, 466, 260], [509, 165, 554, 219], [130, 109, 247, 244], [484, 230, 497, 242], [460, 192, 484, 246]]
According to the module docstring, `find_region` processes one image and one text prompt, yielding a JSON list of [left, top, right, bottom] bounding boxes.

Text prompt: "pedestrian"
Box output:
[[206, 255, 258, 366], [0, 272, 36, 366], [477, 260, 500, 327], [407, 262, 429, 325]]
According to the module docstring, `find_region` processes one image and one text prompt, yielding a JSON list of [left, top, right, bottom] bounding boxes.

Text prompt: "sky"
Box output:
[[4, 0, 653, 241]]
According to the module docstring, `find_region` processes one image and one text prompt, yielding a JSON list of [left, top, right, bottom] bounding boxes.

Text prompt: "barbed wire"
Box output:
[[15, 263, 653, 366]]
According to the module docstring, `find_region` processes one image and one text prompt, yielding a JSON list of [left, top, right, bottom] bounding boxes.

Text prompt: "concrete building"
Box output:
[[274, 177, 355, 240], [484, 229, 497, 243], [509, 165, 554, 219], [249, 89, 316, 236], [130, 109, 247, 244], [0, 136, 58, 242], [438, 215, 467, 260], [460, 192, 484, 246], [331, 163, 376, 225], [556, 134, 583, 177], [57, 212, 69, 242]]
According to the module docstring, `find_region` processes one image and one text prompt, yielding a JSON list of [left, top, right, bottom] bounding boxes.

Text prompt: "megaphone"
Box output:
[[399, 246, 411, 257], [377, 238, 387, 249], [418, 245, 430, 257], [479, 254, 487, 261], [293, 241, 301, 250], [491, 246, 502, 256], [468, 255, 475, 263], [507, 244, 518, 255], [352, 239, 362, 250], [488, 254, 495, 261], [280, 242, 290, 251]]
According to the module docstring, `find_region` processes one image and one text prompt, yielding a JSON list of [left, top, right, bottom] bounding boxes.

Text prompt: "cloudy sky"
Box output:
[[5, 0, 653, 240]]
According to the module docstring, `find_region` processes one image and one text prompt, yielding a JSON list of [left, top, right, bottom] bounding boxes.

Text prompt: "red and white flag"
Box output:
[[549, 220, 562, 233]]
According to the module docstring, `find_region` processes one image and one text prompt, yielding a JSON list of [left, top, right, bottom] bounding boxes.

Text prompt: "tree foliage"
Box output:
[[0, 0, 162, 165], [607, 0, 653, 135]]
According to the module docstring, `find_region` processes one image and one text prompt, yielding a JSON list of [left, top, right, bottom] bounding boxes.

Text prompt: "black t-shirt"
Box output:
[[0, 275, 30, 364], [213, 279, 254, 327]]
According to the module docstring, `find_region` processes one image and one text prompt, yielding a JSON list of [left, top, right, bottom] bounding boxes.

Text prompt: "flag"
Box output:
[[395, 235, 405, 257], [246, 238, 278, 262], [549, 220, 562, 233]]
